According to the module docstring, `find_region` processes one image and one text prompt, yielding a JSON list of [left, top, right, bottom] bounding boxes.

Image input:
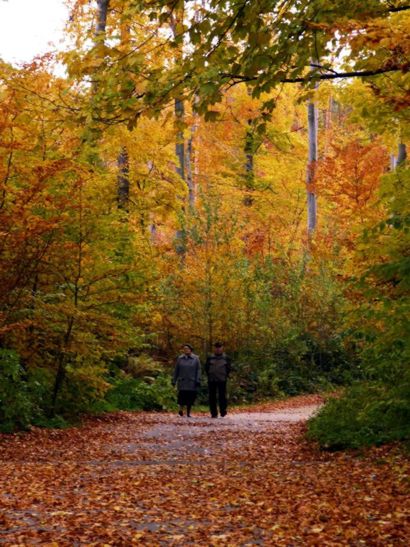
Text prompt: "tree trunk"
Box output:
[[95, 0, 110, 36], [170, 9, 186, 186], [117, 146, 130, 210], [306, 97, 318, 234], [186, 121, 196, 209], [51, 354, 66, 415], [173, 5, 197, 211], [175, 98, 185, 181], [397, 142, 407, 166], [390, 154, 397, 171], [244, 121, 255, 206], [116, 20, 131, 210], [50, 315, 75, 416], [171, 5, 193, 255]]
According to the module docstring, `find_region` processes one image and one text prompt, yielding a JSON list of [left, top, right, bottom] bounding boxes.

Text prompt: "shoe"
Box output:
[[220, 411, 227, 417], [178, 410, 183, 417], [211, 415, 218, 418]]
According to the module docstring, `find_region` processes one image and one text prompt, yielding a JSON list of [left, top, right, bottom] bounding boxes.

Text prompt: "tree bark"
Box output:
[[171, 4, 194, 254], [186, 121, 196, 208], [244, 121, 255, 206], [117, 146, 130, 210], [175, 98, 185, 181], [95, 0, 110, 36], [306, 98, 318, 234], [397, 143, 407, 166]]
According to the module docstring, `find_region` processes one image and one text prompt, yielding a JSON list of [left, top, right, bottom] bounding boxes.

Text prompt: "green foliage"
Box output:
[[307, 381, 410, 449], [0, 350, 33, 433], [309, 165, 410, 449], [230, 332, 356, 402], [54, 361, 110, 417], [106, 374, 176, 412], [1, 11, 407, 446]]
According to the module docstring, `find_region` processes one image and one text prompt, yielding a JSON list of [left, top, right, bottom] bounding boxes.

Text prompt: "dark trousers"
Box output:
[[209, 381, 227, 417]]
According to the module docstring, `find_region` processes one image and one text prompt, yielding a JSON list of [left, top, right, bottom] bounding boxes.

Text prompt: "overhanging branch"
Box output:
[[282, 66, 403, 83], [221, 66, 403, 85], [387, 5, 410, 13]]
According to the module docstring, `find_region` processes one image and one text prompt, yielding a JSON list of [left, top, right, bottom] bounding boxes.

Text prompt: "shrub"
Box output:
[[307, 381, 410, 449], [106, 374, 176, 411], [55, 361, 110, 417], [229, 333, 356, 402], [0, 350, 33, 433]]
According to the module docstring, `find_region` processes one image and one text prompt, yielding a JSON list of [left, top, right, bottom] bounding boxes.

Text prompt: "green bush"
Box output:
[[228, 333, 356, 402], [0, 350, 33, 433], [54, 361, 110, 417], [307, 381, 410, 449], [106, 374, 176, 411], [26, 367, 68, 427]]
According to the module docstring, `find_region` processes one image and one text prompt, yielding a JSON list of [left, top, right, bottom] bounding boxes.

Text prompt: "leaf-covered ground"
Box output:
[[0, 395, 408, 545]]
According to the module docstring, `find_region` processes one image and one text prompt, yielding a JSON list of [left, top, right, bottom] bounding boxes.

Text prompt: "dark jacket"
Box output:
[[205, 353, 231, 382], [173, 353, 201, 391]]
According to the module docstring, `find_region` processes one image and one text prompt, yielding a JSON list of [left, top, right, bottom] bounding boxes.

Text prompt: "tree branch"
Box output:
[[387, 5, 410, 13], [221, 66, 403, 85]]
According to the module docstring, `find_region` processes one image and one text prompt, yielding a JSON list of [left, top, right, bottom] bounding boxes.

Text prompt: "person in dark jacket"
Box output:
[[205, 342, 231, 418], [172, 344, 201, 417]]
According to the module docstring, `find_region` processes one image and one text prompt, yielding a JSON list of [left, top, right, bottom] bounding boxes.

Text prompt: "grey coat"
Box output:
[[173, 353, 201, 391]]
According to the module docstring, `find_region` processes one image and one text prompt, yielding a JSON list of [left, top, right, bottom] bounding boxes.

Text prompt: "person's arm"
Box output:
[[205, 356, 210, 376], [196, 357, 201, 386], [226, 355, 232, 377], [172, 360, 179, 386]]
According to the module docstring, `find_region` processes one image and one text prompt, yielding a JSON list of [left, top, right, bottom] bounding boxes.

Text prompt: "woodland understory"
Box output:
[[0, 0, 409, 453], [1, 1, 409, 544]]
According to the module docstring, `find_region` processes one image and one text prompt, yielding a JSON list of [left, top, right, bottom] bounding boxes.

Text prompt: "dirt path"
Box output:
[[0, 395, 408, 545]]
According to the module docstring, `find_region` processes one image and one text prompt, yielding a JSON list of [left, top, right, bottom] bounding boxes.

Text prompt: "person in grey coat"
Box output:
[[172, 344, 201, 417]]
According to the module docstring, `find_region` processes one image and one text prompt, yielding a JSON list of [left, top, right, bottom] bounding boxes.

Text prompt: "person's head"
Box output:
[[182, 344, 193, 355], [213, 342, 224, 355]]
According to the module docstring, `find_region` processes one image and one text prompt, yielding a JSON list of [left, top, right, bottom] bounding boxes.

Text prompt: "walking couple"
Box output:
[[172, 342, 231, 418]]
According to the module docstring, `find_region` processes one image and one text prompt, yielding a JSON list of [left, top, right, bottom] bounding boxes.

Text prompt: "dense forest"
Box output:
[[0, 0, 408, 448]]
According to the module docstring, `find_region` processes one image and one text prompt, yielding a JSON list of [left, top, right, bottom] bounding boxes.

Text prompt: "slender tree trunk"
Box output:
[[50, 316, 75, 415], [170, 7, 186, 186], [397, 142, 407, 166], [244, 120, 255, 206], [117, 146, 130, 210], [51, 184, 84, 415], [186, 121, 196, 208], [95, 0, 110, 36], [390, 154, 397, 171], [51, 354, 66, 414], [170, 5, 193, 255], [175, 98, 186, 184], [116, 19, 131, 211], [170, 0, 196, 202], [243, 85, 255, 207], [306, 96, 318, 235]]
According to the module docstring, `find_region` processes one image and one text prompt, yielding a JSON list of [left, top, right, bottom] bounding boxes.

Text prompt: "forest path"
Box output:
[[0, 394, 408, 545]]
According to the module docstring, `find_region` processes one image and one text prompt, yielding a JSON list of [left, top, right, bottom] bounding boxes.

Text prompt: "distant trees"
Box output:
[[0, 1, 408, 439]]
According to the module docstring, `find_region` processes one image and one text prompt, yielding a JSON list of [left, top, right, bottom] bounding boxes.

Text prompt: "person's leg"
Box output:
[[177, 391, 186, 416], [218, 381, 228, 416], [208, 382, 218, 417], [187, 391, 197, 417]]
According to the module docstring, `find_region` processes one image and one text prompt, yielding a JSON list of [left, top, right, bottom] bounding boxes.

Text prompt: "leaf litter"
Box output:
[[0, 395, 408, 545]]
